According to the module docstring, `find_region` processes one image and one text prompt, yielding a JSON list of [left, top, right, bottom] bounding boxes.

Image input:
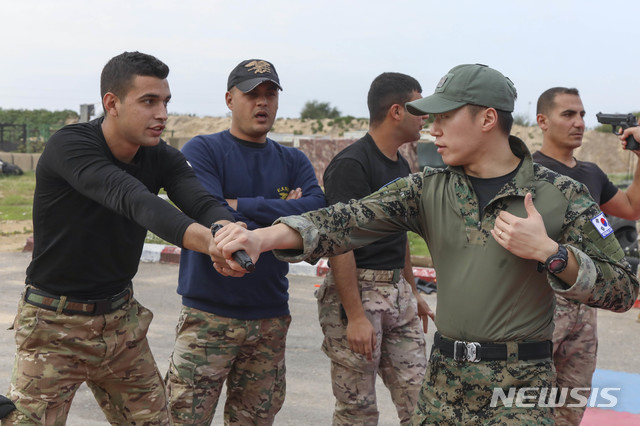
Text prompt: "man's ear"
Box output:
[[389, 104, 403, 121], [481, 108, 498, 132], [103, 92, 119, 118], [536, 113, 548, 131], [225, 90, 234, 110]]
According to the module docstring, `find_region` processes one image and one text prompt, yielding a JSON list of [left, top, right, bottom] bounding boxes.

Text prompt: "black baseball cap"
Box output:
[[227, 59, 283, 92]]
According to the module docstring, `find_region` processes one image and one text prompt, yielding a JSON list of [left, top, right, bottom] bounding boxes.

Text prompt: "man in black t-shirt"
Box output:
[[318, 72, 434, 425], [534, 87, 640, 425]]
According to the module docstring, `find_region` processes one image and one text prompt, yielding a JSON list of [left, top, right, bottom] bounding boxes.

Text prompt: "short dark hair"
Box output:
[[467, 104, 514, 135], [536, 87, 580, 115], [367, 72, 422, 125], [100, 51, 169, 102]]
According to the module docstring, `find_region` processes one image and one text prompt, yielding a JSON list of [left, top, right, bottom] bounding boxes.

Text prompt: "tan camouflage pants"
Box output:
[[552, 295, 597, 426], [2, 297, 170, 426], [317, 271, 427, 426], [165, 307, 291, 425], [412, 344, 555, 425]]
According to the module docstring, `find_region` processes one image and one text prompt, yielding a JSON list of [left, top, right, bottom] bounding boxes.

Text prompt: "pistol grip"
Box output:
[[626, 135, 640, 151]]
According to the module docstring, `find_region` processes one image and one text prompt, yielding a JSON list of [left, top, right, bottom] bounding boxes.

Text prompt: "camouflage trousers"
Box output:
[[2, 295, 170, 426], [552, 295, 597, 426], [412, 343, 555, 425], [317, 270, 427, 425], [165, 306, 291, 425]]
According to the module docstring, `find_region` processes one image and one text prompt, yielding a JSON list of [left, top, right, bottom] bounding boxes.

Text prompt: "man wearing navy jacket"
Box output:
[[165, 59, 326, 425]]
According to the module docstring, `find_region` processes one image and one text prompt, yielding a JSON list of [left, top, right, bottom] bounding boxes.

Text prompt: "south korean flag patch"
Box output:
[[590, 212, 614, 238]]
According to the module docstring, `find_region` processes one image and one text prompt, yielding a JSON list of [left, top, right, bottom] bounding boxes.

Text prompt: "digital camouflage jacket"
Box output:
[[274, 137, 639, 343]]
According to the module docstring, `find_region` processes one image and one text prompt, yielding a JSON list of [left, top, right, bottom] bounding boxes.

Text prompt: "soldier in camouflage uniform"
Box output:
[[319, 72, 434, 425], [2, 52, 236, 425], [214, 64, 639, 424], [534, 87, 640, 425]]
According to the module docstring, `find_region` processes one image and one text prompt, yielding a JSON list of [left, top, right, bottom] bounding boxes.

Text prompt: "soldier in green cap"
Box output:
[[213, 63, 639, 424]]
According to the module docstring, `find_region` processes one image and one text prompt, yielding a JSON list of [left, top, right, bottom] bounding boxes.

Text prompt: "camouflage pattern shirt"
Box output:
[[274, 137, 639, 343]]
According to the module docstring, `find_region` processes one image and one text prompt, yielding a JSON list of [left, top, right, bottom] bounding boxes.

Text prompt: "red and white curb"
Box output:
[[140, 243, 182, 264]]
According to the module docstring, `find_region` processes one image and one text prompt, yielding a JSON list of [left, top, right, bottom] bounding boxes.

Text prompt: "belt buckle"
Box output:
[[454, 340, 481, 362], [392, 269, 401, 283], [90, 288, 129, 315], [92, 299, 112, 315]]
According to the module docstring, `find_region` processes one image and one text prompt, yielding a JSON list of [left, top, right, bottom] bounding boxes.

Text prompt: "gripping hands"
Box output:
[[211, 223, 256, 272]]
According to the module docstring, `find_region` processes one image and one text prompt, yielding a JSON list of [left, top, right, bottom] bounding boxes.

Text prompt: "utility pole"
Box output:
[[79, 104, 95, 123]]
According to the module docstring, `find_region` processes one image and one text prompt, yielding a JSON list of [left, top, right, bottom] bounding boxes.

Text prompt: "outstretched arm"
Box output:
[[600, 130, 640, 220], [217, 174, 424, 271]]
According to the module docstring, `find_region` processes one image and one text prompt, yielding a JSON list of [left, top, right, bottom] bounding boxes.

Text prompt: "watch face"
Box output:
[[549, 258, 566, 273]]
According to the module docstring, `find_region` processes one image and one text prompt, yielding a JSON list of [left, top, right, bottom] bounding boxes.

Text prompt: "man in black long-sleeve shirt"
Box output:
[[2, 51, 235, 425]]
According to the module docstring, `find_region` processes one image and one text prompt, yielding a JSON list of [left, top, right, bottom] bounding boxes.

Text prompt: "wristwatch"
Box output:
[[537, 244, 568, 274]]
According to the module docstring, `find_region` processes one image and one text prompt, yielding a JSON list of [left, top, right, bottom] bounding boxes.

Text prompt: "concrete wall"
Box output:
[[0, 152, 41, 172], [294, 138, 419, 187], [166, 137, 191, 150]]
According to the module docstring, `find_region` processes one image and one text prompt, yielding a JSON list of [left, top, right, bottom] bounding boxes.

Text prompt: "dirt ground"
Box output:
[[0, 220, 32, 253], [165, 115, 371, 140]]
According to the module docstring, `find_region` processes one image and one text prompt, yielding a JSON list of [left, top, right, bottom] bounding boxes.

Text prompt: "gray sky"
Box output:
[[2, 0, 639, 128]]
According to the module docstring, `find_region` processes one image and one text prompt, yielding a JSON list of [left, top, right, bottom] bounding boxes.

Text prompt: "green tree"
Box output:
[[0, 108, 78, 128], [0, 108, 79, 153], [300, 100, 341, 120]]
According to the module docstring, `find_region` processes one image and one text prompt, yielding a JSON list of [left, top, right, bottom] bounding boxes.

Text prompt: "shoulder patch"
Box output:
[[590, 212, 614, 238]]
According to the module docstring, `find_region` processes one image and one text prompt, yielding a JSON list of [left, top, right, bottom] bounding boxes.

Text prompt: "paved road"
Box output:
[[0, 252, 638, 425]]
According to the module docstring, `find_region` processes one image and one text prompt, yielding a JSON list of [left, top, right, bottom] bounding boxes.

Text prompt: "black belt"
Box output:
[[24, 285, 132, 316], [357, 268, 403, 284], [433, 332, 552, 362]]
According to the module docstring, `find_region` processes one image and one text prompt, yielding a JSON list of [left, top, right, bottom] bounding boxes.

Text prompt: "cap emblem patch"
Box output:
[[436, 75, 449, 88], [245, 60, 272, 75]]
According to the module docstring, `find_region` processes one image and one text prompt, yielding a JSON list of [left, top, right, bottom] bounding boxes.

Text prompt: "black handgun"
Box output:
[[210, 223, 256, 272], [596, 112, 640, 150]]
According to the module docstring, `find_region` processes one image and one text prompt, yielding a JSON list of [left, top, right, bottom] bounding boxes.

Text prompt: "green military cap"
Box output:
[[406, 63, 517, 115]]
